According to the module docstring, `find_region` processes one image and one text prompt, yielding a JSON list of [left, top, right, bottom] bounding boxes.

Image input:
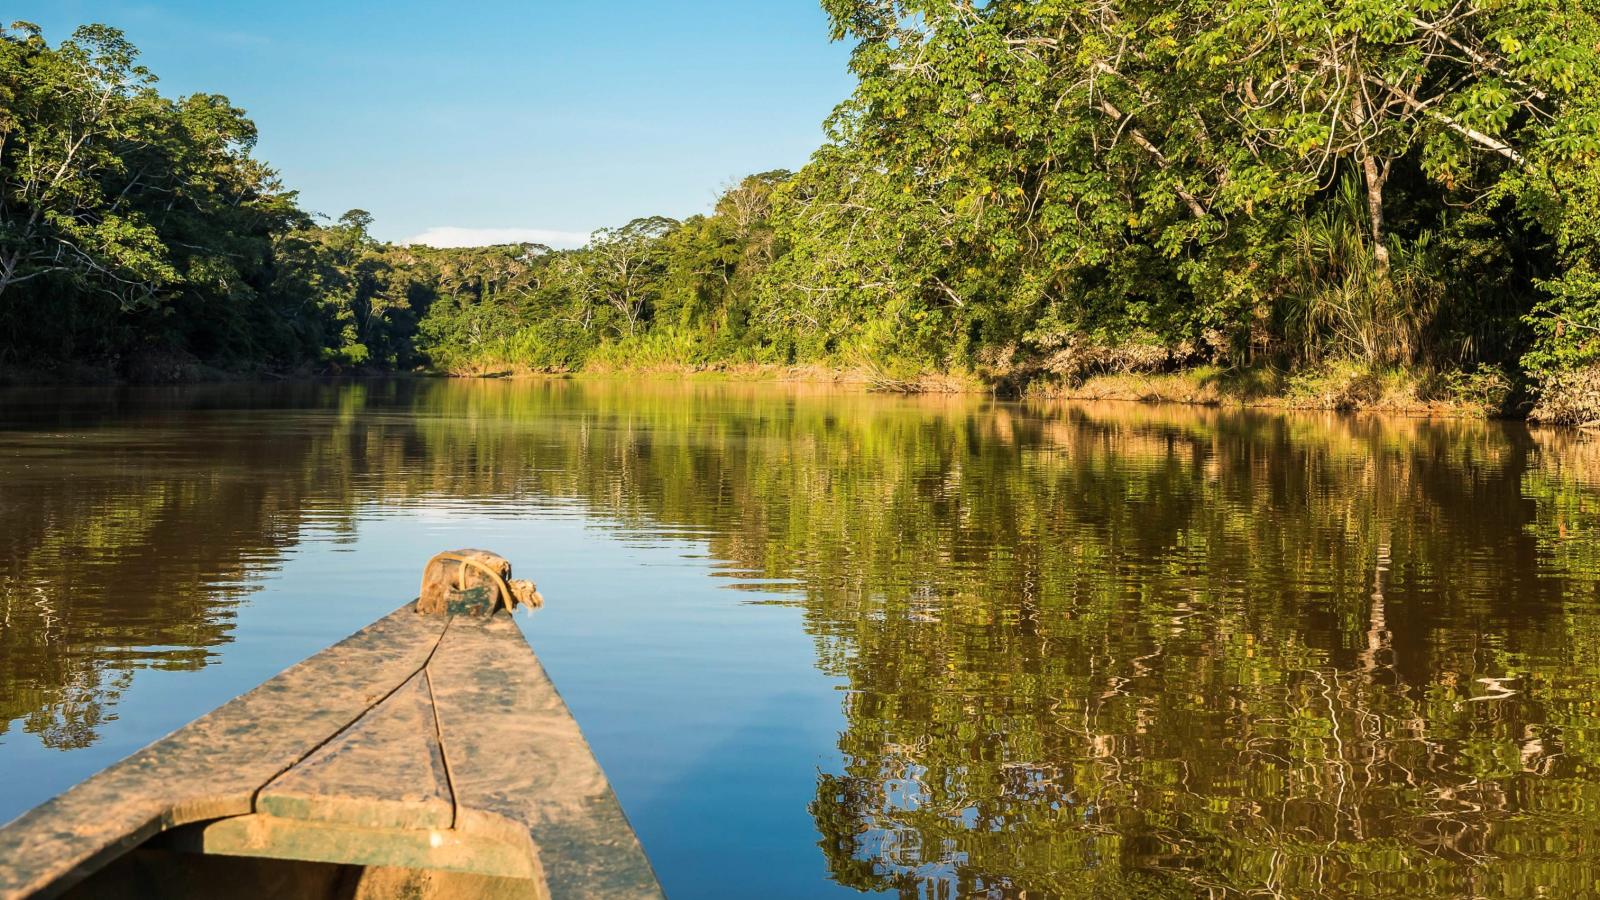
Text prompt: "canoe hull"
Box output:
[[0, 605, 662, 900]]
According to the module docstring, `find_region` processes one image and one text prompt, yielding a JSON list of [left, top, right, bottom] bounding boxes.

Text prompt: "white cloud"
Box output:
[[403, 227, 592, 250]]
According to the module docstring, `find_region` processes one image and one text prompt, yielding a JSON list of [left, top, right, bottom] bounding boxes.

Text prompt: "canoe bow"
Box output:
[[0, 605, 662, 900]]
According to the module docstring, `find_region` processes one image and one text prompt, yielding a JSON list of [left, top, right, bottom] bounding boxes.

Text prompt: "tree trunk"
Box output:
[[1360, 152, 1390, 275], [0, 250, 27, 300], [1349, 87, 1391, 275]]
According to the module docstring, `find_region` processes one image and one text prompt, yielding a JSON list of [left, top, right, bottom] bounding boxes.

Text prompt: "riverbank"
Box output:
[[1029, 363, 1520, 418], [567, 360, 1521, 419], [3, 355, 1522, 420], [0, 354, 274, 387], [0, 351, 343, 389]]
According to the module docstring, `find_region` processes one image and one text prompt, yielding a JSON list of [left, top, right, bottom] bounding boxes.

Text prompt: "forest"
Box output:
[[3, 3, 1600, 419]]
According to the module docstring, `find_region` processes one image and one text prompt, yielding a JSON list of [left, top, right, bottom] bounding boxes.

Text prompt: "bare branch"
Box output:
[[1367, 76, 1525, 164]]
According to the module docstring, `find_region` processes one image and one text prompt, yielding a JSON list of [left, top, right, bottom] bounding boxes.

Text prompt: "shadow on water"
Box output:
[[5, 379, 1600, 896]]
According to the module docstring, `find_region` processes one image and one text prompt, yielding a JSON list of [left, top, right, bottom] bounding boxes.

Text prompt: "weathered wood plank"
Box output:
[[428, 615, 663, 900], [258, 670, 454, 831], [160, 814, 543, 885], [0, 606, 448, 899]]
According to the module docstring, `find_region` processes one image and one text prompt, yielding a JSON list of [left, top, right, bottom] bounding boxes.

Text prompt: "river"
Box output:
[[3, 378, 1599, 898]]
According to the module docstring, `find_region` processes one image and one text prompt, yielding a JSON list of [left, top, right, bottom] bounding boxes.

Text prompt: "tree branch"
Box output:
[[1092, 98, 1209, 219], [1409, 16, 1549, 102], [1367, 76, 1525, 164]]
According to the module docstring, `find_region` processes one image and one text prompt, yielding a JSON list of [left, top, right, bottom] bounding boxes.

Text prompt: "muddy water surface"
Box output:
[[3, 379, 1599, 897]]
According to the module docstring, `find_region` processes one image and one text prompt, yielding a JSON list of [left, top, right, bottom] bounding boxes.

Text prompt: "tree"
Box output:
[[0, 22, 176, 306], [6, 11, 1600, 418], [799, 0, 1600, 386], [579, 215, 678, 337]]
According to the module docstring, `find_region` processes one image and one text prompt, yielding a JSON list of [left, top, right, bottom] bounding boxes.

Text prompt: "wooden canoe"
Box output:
[[0, 604, 664, 900]]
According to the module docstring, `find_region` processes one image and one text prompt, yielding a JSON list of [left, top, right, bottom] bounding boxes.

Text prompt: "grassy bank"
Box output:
[[500, 359, 1523, 419], [1031, 363, 1520, 418]]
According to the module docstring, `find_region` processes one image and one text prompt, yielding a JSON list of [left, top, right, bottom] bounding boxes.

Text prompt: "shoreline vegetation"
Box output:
[[448, 359, 1522, 418], [5, 9, 1600, 422], [1, 356, 1517, 419]]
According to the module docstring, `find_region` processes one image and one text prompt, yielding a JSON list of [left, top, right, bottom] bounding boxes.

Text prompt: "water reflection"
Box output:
[[3, 380, 1600, 896], [800, 406, 1590, 898]]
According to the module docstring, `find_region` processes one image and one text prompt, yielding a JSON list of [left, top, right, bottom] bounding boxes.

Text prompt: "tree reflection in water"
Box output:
[[4, 380, 1600, 896]]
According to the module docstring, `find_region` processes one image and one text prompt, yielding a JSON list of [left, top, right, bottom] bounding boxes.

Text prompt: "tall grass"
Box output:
[[1279, 177, 1444, 367], [584, 325, 766, 372]]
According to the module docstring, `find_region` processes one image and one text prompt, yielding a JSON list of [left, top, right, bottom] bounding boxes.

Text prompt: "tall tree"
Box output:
[[0, 23, 177, 306]]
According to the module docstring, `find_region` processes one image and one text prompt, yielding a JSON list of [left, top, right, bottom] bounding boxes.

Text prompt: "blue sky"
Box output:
[[17, 2, 855, 246]]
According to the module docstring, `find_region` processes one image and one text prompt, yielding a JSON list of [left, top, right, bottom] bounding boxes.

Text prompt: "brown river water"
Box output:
[[3, 378, 1600, 898]]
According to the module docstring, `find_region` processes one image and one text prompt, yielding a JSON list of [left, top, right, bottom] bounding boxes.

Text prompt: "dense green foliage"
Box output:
[[5, 10, 1600, 416], [0, 22, 302, 370], [416, 0, 1600, 418]]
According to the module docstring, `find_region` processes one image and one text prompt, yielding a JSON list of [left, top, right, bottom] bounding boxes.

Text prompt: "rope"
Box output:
[[422, 551, 517, 614]]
